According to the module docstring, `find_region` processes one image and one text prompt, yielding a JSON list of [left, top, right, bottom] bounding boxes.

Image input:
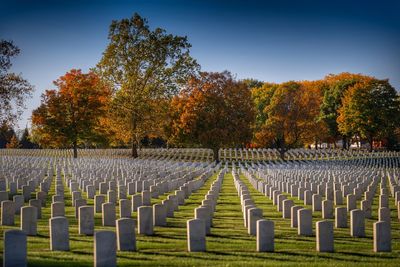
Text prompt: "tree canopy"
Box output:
[[96, 13, 199, 157], [31, 69, 111, 158], [0, 40, 33, 125], [169, 71, 255, 161], [318, 73, 372, 148], [338, 78, 400, 151]]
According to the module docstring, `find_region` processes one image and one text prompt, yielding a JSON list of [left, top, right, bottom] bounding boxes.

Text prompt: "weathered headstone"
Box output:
[[347, 194, 356, 212], [361, 200, 372, 219], [373, 221, 391, 252], [378, 207, 391, 223], [312, 194, 322, 212], [153, 203, 167, 226], [334, 190, 343, 205], [291, 205, 303, 228], [116, 218, 136, 251], [304, 190, 312, 205], [138, 206, 153, 235], [20, 206, 37, 236], [36, 191, 47, 207], [95, 195, 106, 213], [94, 231, 117, 267], [298, 208, 312, 236], [52, 195, 64, 203], [87, 185, 95, 199], [79, 206, 95, 235], [107, 190, 117, 204], [102, 202, 116, 227], [13, 195, 24, 215], [187, 219, 206, 252], [71, 191, 82, 206], [195, 206, 211, 235], [132, 194, 142, 212], [3, 229, 27, 267], [142, 190, 151, 206], [379, 194, 389, 208], [322, 200, 333, 219], [256, 219, 274, 252], [283, 199, 294, 219], [350, 209, 365, 237], [74, 199, 87, 219], [22, 185, 31, 202], [50, 216, 69, 251], [335, 207, 347, 228], [51, 201, 65, 217], [248, 208, 263, 236], [29, 199, 42, 219], [119, 199, 131, 218], [1, 200, 15, 226], [316, 220, 334, 252]]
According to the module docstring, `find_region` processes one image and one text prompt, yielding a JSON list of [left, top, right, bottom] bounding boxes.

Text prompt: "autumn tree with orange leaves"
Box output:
[[31, 69, 111, 158], [169, 71, 255, 161]]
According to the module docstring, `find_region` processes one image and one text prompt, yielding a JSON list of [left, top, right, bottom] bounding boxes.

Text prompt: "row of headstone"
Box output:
[[240, 161, 394, 252]]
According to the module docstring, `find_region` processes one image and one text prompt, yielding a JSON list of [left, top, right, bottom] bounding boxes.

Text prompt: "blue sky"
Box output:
[[1, 0, 399, 130]]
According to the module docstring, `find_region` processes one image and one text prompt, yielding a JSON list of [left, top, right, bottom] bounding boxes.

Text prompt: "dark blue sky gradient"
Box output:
[[1, 0, 399, 129]]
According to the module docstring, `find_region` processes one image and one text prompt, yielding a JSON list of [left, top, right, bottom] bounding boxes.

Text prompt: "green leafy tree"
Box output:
[[0, 40, 33, 124], [337, 78, 400, 151], [97, 13, 199, 158], [319, 73, 371, 148], [20, 127, 38, 149], [251, 82, 279, 144], [242, 78, 264, 90]]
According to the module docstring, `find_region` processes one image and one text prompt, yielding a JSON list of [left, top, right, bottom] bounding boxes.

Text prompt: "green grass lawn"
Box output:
[[1, 170, 399, 266]]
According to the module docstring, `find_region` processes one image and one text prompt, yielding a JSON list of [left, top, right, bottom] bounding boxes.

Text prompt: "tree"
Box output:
[[19, 127, 38, 149], [242, 78, 264, 90], [251, 82, 279, 145], [337, 78, 400, 151], [6, 134, 19, 148], [0, 40, 34, 124], [257, 81, 321, 159], [97, 13, 199, 158], [300, 80, 329, 148], [169, 71, 255, 162], [0, 122, 16, 148], [319, 73, 371, 149], [31, 69, 111, 158]]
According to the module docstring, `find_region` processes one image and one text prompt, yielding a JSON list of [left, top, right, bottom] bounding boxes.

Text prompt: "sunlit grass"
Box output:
[[0, 170, 399, 266]]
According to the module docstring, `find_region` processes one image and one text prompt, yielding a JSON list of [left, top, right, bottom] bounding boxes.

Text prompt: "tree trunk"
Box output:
[[315, 139, 318, 150], [131, 138, 138, 158], [368, 136, 374, 152], [342, 136, 347, 150], [73, 141, 78, 158], [131, 116, 138, 158], [278, 148, 285, 161], [212, 147, 220, 163]]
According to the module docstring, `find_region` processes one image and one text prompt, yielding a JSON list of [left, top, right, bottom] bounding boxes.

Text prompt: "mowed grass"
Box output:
[[0, 170, 399, 266]]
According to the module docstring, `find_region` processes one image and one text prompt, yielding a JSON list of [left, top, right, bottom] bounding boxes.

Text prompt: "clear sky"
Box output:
[[1, 0, 399, 130]]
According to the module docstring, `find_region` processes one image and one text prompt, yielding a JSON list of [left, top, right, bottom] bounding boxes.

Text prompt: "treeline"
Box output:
[[0, 125, 38, 149], [2, 13, 400, 160], [251, 73, 400, 158]]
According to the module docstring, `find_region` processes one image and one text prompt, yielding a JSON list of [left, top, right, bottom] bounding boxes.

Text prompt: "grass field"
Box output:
[[1, 170, 399, 266]]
